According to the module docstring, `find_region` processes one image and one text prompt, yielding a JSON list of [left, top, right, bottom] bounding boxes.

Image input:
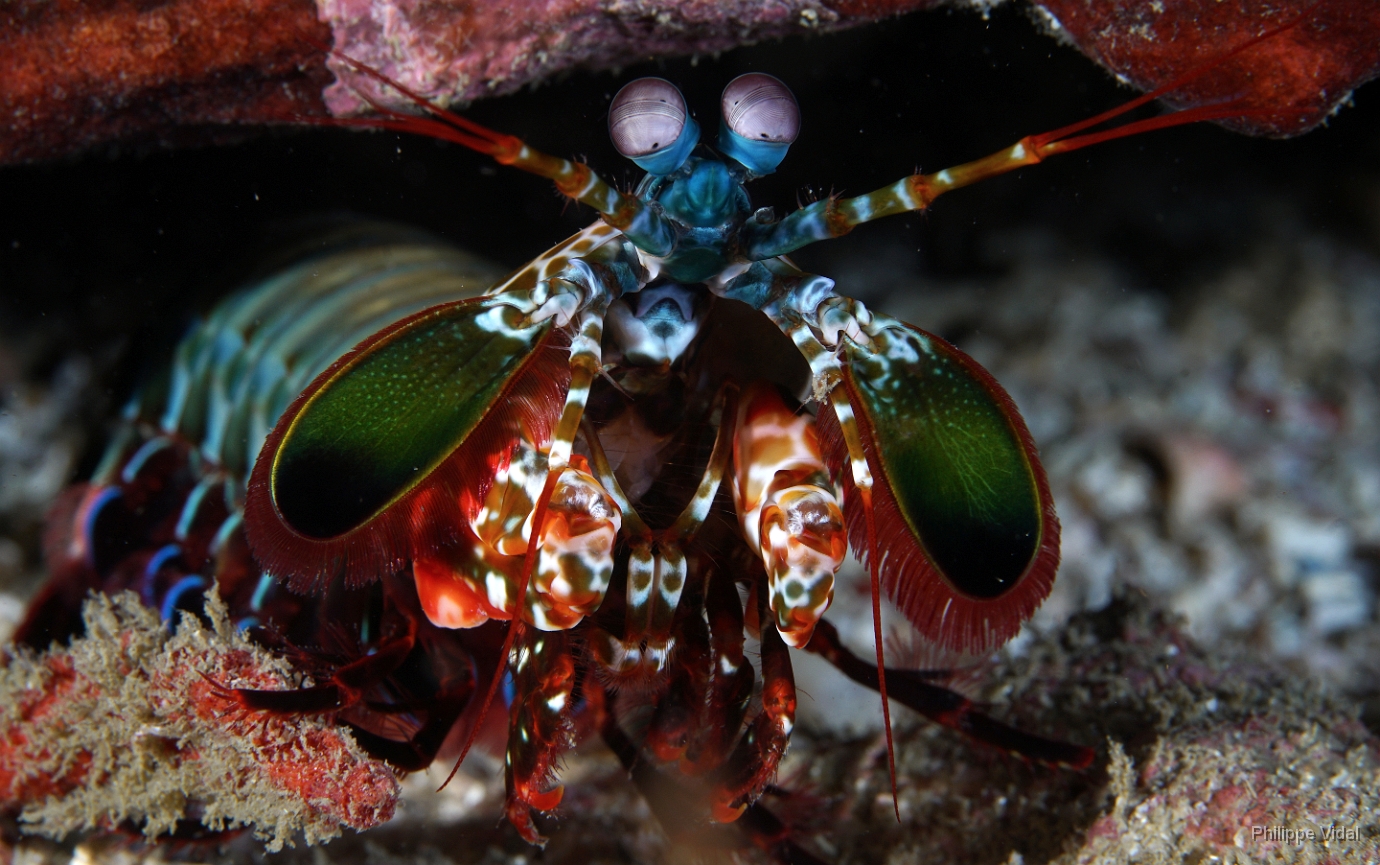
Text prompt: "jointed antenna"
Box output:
[[745, 3, 1321, 261], [323, 51, 675, 255]]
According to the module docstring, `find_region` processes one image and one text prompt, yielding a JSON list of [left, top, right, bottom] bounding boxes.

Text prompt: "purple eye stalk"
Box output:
[[609, 77, 700, 176], [718, 73, 800, 175]]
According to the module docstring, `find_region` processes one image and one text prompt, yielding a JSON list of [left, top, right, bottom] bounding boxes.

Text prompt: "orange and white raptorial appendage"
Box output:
[[412, 436, 621, 632], [732, 383, 846, 648]]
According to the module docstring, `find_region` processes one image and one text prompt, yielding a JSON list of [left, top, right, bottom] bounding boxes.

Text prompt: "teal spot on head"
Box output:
[[660, 159, 741, 228]]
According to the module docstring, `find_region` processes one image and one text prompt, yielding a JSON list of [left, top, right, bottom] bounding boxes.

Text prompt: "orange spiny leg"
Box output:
[[805, 619, 1094, 769], [333, 577, 489, 772], [598, 689, 750, 853], [341, 633, 481, 771], [346, 689, 475, 773], [731, 381, 846, 649], [504, 628, 578, 844], [736, 797, 831, 865], [681, 569, 754, 775], [642, 592, 712, 762], [708, 585, 797, 823]]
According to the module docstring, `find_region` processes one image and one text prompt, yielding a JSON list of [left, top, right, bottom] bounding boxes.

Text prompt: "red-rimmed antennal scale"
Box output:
[[815, 324, 1058, 655], [244, 299, 570, 595]]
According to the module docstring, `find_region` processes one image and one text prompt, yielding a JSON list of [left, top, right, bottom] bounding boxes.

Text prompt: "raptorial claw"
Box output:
[[413, 441, 620, 632], [732, 382, 846, 648]]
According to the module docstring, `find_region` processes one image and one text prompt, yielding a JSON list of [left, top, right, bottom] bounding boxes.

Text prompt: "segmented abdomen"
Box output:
[[18, 227, 504, 648]]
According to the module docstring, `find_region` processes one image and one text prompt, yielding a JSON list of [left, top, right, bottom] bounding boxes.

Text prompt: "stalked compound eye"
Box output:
[[609, 77, 701, 176], [718, 73, 799, 175]]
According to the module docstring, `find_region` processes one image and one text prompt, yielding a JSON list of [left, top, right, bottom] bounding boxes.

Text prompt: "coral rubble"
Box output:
[[0, 593, 398, 850]]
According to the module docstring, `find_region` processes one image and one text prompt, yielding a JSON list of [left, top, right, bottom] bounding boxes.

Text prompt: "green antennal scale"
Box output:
[[248, 298, 567, 592], [819, 321, 1058, 655]]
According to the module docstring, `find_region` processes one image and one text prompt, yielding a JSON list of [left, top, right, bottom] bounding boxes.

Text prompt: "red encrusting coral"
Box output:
[[1034, 0, 1380, 137], [0, 0, 333, 163], [0, 653, 92, 805], [316, 0, 940, 116], [0, 593, 399, 848]]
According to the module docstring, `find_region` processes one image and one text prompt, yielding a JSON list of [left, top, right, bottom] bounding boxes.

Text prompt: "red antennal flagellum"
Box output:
[[322, 49, 524, 162], [312, 46, 653, 231]]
